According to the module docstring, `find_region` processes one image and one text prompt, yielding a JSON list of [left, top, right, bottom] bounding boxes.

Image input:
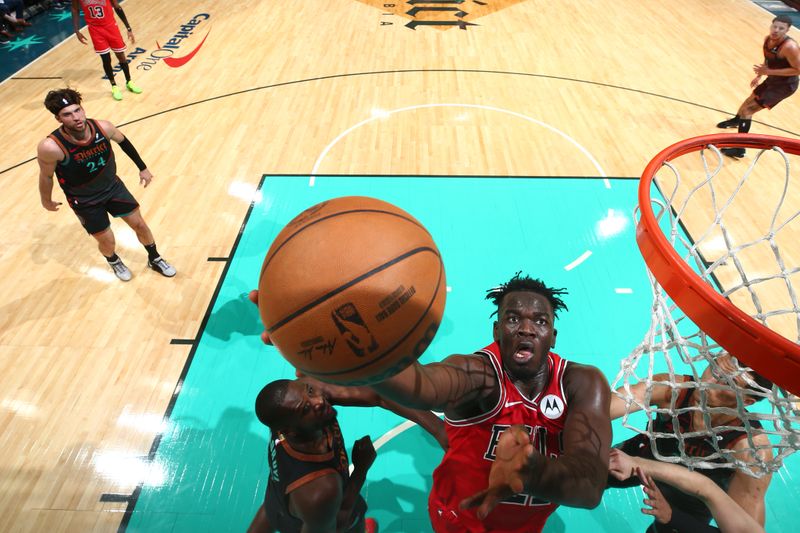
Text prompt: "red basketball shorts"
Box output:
[[87, 24, 126, 54]]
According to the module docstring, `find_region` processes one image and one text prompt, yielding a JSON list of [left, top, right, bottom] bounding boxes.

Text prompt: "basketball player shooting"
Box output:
[[251, 273, 611, 532], [369, 273, 611, 533]]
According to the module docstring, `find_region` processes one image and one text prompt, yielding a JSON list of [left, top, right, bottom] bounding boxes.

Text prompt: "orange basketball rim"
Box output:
[[637, 133, 800, 396]]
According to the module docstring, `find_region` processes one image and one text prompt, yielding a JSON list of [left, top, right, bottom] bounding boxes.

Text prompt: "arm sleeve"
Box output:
[[113, 6, 132, 30], [117, 137, 147, 171]]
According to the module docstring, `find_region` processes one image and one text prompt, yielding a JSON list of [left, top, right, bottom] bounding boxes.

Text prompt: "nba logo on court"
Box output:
[[540, 394, 564, 419]]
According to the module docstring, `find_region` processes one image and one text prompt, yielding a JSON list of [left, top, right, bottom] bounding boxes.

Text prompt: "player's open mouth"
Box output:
[[513, 344, 534, 362]]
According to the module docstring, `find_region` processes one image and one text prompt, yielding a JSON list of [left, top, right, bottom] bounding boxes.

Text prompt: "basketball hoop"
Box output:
[[637, 133, 800, 396], [614, 133, 800, 475]]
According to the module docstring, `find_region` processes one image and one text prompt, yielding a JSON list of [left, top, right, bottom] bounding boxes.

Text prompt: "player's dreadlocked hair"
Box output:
[[255, 379, 292, 430], [485, 272, 568, 318], [44, 88, 83, 116]]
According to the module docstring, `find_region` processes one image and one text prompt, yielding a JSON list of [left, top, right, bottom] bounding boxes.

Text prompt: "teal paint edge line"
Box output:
[[117, 172, 271, 532]]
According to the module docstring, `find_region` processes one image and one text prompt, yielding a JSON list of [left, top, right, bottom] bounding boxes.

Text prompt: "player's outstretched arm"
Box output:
[[310, 378, 448, 450], [369, 354, 499, 415], [248, 288, 489, 427], [726, 434, 772, 525], [611, 449, 766, 533]]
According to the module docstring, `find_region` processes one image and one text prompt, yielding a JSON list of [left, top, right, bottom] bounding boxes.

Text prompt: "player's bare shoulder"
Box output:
[[564, 362, 608, 386], [37, 136, 64, 163], [95, 119, 121, 138], [563, 363, 610, 401]]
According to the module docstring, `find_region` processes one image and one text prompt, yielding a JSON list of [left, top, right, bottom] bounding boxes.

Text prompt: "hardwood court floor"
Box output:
[[1, 0, 799, 531]]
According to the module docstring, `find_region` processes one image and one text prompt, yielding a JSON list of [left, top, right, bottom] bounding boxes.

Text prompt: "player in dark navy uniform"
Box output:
[[607, 355, 773, 532], [368, 273, 611, 533], [247, 376, 448, 533], [716, 15, 800, 158], [37, 88, 175, 281]]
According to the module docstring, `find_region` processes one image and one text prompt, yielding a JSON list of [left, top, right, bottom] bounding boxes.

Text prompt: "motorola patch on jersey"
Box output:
[[540, 394, 564, 419]]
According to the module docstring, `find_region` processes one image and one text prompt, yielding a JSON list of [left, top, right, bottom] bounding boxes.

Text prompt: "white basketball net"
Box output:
[[614, 142, 800, 477]]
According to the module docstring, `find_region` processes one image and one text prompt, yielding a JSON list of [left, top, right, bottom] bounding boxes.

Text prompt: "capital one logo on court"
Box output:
[[103, 13, 211, 78], [145, 14, 212, 70], [355, 0, 528, 30]]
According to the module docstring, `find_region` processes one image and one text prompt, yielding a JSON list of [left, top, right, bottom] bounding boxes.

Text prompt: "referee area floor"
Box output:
[[125, 175, 800, 532]]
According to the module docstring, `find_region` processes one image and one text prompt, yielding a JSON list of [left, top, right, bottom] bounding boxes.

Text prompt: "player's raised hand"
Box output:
[[351, 436, 377, 472], [459, 425, 533, 519], [608, 448, 636, 481], [248, 290, 273, 345], [637, 466, 672, 524]]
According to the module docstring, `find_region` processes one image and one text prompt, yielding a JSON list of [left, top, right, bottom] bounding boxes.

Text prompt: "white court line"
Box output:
[[309, 103, 609, 188], [347, 417, 439, 475], [564, 250, 592, 271], [615, 288, 633, 294], [373, 419, 419, 451]]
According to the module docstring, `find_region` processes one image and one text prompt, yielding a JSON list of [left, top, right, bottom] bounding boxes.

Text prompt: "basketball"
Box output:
[[258, 196, 446, 385]]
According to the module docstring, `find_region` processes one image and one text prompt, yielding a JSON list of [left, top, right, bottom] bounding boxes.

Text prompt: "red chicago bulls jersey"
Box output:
[[428, 342, 570, 532], [79, 0, 116, 26]]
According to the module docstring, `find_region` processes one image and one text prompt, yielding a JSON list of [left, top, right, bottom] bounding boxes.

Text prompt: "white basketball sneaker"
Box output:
[[149, 257, 177, 277], [109, 258, 133, 281]]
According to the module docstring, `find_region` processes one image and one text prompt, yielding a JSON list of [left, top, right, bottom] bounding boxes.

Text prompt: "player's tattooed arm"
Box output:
[[370, 354, 499, 417]]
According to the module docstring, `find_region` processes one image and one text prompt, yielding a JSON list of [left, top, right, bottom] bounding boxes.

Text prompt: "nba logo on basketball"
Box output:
[[331, 303, 379, 357]]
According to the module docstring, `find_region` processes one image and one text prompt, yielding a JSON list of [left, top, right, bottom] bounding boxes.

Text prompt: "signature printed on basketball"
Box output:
[[297, 336, 336, 360]]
